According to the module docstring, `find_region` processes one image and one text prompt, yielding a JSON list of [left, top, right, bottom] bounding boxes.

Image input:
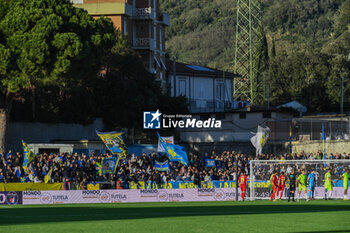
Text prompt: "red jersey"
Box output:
[[278, 175, 286, 187], [239, 174, 247, 186], [272, 174, 278, 187]]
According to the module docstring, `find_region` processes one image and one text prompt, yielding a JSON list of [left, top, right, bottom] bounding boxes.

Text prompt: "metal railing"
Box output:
[[133, 7, 155, 19], [133, 38, 155, 50], [188, 100, 233, 113]]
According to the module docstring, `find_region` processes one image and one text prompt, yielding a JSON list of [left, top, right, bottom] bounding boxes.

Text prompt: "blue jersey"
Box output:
[[308, 173, 316, 186]]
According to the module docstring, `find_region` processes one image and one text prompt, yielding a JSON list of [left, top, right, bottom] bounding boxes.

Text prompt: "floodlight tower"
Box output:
[[234, 0, 265, 104]]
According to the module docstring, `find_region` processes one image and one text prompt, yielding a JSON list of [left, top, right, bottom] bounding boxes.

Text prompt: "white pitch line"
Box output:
[[1, 211, 254, 218], [1, 210, 348, 219]]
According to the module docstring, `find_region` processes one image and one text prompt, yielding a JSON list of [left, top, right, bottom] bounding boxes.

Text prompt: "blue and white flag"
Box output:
[[205, 159, 216, 167], [157, 132, 188, 166], [155, 160, 170, 172], [158, 136, 174, 152]]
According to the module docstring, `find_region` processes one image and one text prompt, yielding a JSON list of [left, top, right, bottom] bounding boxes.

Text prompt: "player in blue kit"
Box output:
[[308, 169, 316, 200]]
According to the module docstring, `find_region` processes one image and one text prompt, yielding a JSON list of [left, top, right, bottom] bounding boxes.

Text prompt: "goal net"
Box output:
[[249, 160, 350, 200]]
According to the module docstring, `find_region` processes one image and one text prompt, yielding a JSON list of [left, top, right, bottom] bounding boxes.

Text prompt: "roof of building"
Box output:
[[189, 105, 296, 116], [166, 60, 240, 79]]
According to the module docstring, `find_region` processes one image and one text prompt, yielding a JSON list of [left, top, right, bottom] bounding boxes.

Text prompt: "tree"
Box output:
[[0, 0, 116, 151], [334, 0, 350, 37], [253, 27, 269, 105], [95, 40, 189, 130]]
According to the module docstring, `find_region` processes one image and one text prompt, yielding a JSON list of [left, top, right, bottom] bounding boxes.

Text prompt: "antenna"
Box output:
[[234, 0, 265, 104]]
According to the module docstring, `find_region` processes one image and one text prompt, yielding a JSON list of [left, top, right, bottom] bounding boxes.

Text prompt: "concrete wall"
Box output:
[[6, 119, 103, 152], [290, 140, 350, 154], [28, 144, 74, 154]]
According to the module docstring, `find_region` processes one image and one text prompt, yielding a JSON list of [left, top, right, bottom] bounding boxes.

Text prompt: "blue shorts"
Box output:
[[309, 185, 315, 191]]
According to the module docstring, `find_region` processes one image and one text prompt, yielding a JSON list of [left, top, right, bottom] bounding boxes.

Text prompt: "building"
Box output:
[[72, 0, 170, 84], [166, 60, 243, 113], [178, 107, 294, 143]]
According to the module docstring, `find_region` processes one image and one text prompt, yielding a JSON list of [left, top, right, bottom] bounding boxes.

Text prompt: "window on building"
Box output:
[[239, 113, 246, 119], [178, 79, 186, 96], [216, 83, 224, 100]]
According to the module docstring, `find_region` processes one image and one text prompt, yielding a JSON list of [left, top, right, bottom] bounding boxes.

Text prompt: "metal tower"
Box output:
[[234, 0, 264, 104]]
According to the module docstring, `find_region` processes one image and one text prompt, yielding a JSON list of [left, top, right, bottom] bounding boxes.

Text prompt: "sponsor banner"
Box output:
[[21, 187, 346, 204], [253, 187, 345, 199], [0, 191, 22, 205], [128, 180, 271, 189], [129, 180, 345, 190], [22, 188, 241, 205]]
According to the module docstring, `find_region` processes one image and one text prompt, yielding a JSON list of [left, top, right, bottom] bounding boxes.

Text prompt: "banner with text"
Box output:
[[21, 187, 345, 205], [22, 188, 240, 204]]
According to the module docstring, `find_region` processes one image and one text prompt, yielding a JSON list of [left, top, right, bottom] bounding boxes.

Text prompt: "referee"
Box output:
[[288, 169, 297, 202]]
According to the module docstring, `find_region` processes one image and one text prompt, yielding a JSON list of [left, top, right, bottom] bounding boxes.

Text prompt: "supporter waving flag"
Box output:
[[157, 132, 188, 166], [22, 140, 36, 173], [44, 168, 52, 183], [96, 130, 128, 159], [96, 162, 102, 175], [155, 160, 170, 172], [101, 157, 119, 175], [250, 125, 270, 155]]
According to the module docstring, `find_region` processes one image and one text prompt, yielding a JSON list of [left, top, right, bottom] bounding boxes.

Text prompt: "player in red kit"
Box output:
[[238, 171, 248, 201], [270, 170, 278, 202], [277, 172, 286, 200]]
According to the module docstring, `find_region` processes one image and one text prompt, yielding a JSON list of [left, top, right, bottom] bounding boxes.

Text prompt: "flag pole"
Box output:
[[322, 123, 326, 166], [289, 125, 292, 155]]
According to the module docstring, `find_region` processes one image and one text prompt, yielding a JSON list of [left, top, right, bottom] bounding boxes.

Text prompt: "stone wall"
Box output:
[[289, 140, 350, 154]]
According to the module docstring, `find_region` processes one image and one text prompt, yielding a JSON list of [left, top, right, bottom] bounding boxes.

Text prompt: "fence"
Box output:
[[267, 116, 350, 141]]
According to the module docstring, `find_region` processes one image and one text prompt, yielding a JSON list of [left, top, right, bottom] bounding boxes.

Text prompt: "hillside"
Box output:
[[160, 0, 350, 112]]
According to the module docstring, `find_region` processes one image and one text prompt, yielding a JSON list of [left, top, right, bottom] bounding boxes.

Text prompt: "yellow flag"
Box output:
[[44, 168, 52, 183], [22, 140, 36, 173], [96, 131, 128, 159]]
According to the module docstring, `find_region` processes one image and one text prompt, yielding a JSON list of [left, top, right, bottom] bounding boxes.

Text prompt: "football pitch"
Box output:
[[0, 200, 349, 233]]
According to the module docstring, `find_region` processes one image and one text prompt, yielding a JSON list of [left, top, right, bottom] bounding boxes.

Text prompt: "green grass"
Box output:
[[0, 200, 350, 233]]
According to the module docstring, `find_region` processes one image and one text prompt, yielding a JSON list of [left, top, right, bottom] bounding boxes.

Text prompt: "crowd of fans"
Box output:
[[0, 150, 349, 189]]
